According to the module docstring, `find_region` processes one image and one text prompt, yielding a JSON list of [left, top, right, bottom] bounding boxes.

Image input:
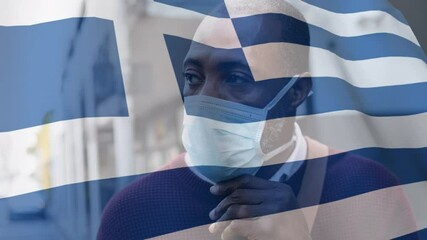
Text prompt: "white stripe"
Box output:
[[242, 42, 427, 87], [183, 110, 427, 164], [2, 111, 427, 198], [0, 0, 84, 26], [193, 16, 242, 49], [288, 0, 420, 46], [171, 30, 426, 88], [297, 111, 427, 151], [0, 118, 136, 199], [0, 0, 129, 26], [149, 181, 427, 240], [224, 0, 420, 46]]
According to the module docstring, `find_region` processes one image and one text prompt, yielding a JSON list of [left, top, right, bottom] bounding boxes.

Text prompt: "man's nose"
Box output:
[[198, 78, 224, 99]]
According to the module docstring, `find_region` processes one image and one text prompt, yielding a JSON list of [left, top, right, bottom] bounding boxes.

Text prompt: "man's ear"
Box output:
[[289, 72, 312, 108]]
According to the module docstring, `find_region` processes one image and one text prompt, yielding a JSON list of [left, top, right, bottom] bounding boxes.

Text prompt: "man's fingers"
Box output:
[[211, 175, 278, 196], [210, 189, 265, 220], [209, 217, 260, 234], [209, 221, 230, 234], [221, 211, 312, 240], [216, 204, 266, 223], [221, 220, 253, 240]]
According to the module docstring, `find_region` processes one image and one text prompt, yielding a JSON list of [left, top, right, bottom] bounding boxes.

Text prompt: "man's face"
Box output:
[[182, 12, 312, 153], [182, 15, 295, 112], [183, 44, 291, 109]]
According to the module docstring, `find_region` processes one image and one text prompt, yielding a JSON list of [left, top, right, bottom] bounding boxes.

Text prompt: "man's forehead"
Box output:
[[188, 0, 309, 80], [192, 16, 241, 49], [191, 0, 301, 49], [184, 42, 250, 69]]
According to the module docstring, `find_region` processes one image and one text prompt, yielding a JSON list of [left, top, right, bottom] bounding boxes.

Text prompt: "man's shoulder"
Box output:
[[322, 149, 400, 202], [102, 153, 188, 210], [97, 154, 189, 239], [111, 153, 186, 197], [306, 137, 398, 185], [304, 137, 400, 201], [159, 153, 187, 170], [328, 151, 397, 183]]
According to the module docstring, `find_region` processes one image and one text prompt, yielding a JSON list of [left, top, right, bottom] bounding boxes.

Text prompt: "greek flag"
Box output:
[[0, 0, 425, 239]]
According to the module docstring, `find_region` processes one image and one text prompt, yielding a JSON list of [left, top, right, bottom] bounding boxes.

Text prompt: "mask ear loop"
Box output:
[[259, 75, 299, 157], [264, 75, 300, 111]]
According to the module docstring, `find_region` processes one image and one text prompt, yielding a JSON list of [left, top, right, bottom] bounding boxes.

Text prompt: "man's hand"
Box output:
[[208, 175, 311, 240]]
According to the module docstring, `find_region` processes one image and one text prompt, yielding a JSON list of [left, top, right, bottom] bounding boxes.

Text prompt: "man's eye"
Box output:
[[225, 74, 251, 85], [184, 73, 203, 86]]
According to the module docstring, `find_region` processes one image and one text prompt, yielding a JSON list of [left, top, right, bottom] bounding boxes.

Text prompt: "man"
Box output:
[[97, 1, 417, 239]]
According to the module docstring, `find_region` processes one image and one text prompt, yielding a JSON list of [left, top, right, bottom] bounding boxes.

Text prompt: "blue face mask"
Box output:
[[182, 75, 299, 183]]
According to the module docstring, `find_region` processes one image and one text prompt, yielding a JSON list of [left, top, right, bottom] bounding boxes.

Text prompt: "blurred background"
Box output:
[[0, 0, 425, 239], [0, 0, 202, 239]]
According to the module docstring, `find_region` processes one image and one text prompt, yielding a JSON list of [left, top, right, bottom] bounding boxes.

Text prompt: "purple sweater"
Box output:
[[97, 151, 417, 240]]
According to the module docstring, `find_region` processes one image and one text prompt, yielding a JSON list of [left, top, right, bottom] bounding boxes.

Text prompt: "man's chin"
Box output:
[[260, 118, 294, 153]]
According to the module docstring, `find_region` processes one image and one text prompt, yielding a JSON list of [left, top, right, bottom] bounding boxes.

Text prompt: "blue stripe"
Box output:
[[0, 18, 128, 132], [154, 0, 229, 18], [165, 35, 427, 123], [393, 227, 427, 239], [232, 13, 426, 62], [185, 77, 427, 123], [301, 77, 427, 117], [154, 0, 408, 25], [304, 0, 408, 24], [1, 147, 426, 239]]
